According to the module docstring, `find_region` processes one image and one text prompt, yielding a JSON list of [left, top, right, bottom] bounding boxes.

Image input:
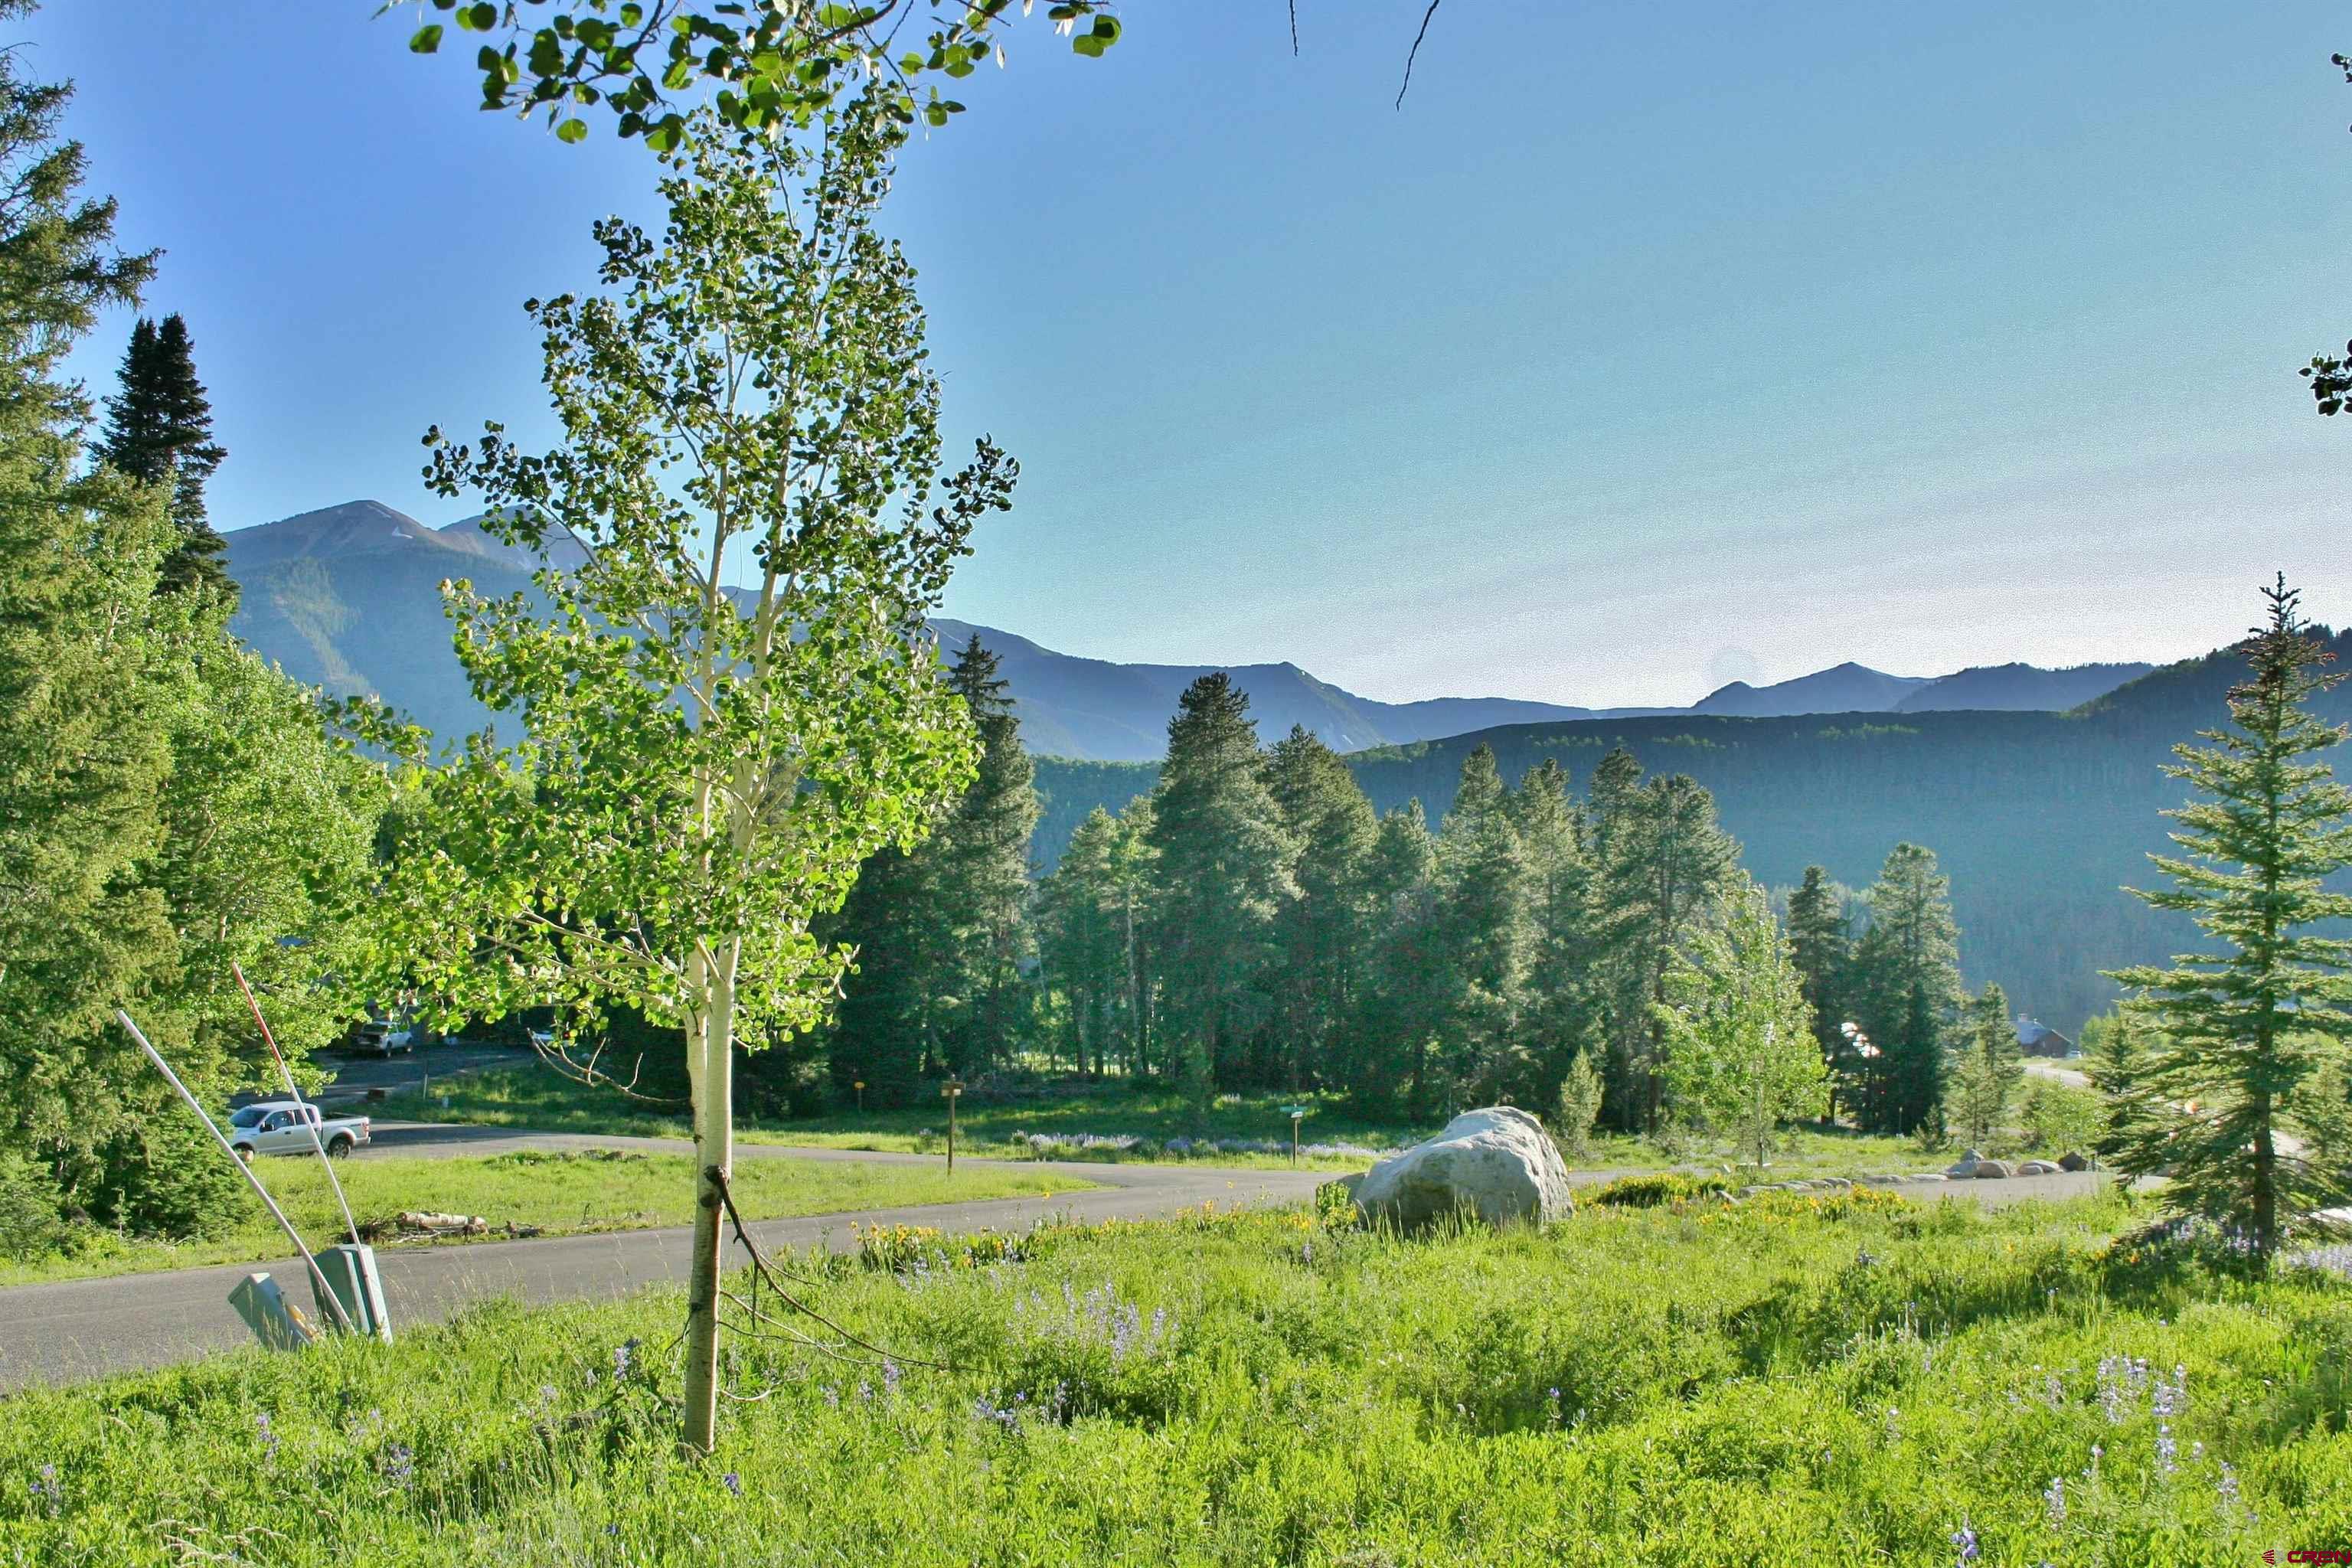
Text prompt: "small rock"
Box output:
[[1972, 1160, 2014, 1180], [2057, 1151, 2089, 1172], [2014, 1159, 2063, 1176], [1945, 1157, 1980, 1179]]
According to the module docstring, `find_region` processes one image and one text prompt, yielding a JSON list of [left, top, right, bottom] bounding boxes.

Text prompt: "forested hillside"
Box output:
[[1031, 630, 2352, 1034]]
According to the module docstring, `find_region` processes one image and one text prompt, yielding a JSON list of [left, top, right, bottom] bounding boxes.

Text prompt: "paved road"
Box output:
[[0, 1152, 1323, 1394], [0, 1126, 2123, 1395]]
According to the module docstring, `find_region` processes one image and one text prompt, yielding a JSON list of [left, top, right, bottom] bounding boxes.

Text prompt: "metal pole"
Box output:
[[116, 1009, 356, 1335], [234, 963, 359, 1248]]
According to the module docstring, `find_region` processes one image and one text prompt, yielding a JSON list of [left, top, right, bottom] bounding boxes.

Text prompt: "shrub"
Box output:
[[1552, 1054, 1602, 1163], [0, 1152, 63, 1259], [2019, 1080, 2102, 1155]]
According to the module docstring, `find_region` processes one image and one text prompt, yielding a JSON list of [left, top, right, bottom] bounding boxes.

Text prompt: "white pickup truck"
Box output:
[[225, 1101, 372, 1160]]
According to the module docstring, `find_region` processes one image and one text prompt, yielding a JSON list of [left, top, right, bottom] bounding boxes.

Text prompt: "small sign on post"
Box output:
[[1283, 1105, 1308, 1168], [854, 1080, 866, 1115], [941, 1076, 964, 1174]]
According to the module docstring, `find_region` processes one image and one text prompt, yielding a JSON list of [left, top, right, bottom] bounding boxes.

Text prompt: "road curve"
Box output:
[[0, 1127, 2122, 1395]]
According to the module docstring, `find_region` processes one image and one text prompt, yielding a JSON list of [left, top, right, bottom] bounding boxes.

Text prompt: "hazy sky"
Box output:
[[26, 1, 2352, 707]]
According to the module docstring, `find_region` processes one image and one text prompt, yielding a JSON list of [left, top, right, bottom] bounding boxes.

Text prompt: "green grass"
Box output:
[[370, 1061, 1937, 1176], [0, 1152, 1096, 1287], [3, 1190, 2344, 1563]]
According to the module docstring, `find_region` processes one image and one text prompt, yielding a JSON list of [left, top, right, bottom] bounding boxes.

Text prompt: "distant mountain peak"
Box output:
[[220, 500, 2164, 761]]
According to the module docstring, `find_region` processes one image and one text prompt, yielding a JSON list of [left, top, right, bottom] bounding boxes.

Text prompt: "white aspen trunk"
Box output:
[[680, 940, 740, 1455]]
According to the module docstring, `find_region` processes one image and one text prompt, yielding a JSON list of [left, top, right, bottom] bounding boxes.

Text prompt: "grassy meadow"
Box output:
[[371, 1063, 1939, 1176], [3, 1188, 2343, 1564], [0, 1151, 1096, 1287]]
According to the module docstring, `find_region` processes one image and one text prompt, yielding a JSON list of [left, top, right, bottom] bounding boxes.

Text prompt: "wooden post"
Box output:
[[942, 1076, 963, 1174], [854, 1080, 865, 1116], [1285, 1105, 1306, 1168]]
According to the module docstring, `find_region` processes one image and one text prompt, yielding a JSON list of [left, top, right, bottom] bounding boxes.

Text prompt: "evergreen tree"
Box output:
[[1551, 1050, 1603, 1163], [1785, 864, 1852, 1116], [930, 635, 1040, 1073], [1512, 757, 1601, 1102], [99, 312, 230, 599], [826, 841, 941, 1108], [1945, 982, 2023, 1150], [829, 634, 1038, 1097], [0, 24, 381, 1232], [1147, 674, 1293, 1100], [1037, 806, 1127, 1076], [1595, 769, 1739, 1131], [2087, 1005, 2167, 1174], [2107, 577, 2352, 1258], [1263, 727, 1377, 1089], [1354, 799, 1442, 1112], [1429, 744, 1534, 1105], [1849, 842, 1964, 1133]]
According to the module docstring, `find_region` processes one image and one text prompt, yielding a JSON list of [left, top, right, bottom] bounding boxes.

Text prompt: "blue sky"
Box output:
[[26, 0, 2352, 707]]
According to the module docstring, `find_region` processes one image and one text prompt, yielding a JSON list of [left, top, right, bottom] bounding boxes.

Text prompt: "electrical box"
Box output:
[[228, 1273, 318, 1352], [313, 1243, 394, 1342]]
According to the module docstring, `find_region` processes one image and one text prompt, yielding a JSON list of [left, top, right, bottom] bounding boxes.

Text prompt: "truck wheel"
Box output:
[[231, 1143, 256, 1164], [326, 1134, 355, 1158]]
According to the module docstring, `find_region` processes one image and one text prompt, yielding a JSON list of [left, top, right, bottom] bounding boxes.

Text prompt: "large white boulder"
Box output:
[[1353, 1106, 1574, 1228]]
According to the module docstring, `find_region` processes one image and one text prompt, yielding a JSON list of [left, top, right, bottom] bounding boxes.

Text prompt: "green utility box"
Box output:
[[313, 1243, 394, 1342]]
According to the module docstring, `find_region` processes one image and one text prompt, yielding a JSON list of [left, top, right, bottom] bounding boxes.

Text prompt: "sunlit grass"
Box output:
[[368, 1063, 1938, 1176], [3, 1191, 2341, 1563]]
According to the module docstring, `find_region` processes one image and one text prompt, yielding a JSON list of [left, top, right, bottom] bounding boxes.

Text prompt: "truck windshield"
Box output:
[[229, 1106, 266, 1129]]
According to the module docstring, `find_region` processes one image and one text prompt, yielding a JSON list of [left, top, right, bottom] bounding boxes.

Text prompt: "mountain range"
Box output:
[[223, 500, 2152, 760], [219, 499, 2342, 1034]]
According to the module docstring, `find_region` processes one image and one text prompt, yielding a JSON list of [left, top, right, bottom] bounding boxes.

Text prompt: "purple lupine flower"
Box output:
[[2042, 1475, 2064, 1526], [256, 1413, 279, 1458], [721, 1472, 742, 1498], [882, 1360, 901, 1398], [613, 1338, 640, 1382], [2154, 1423, 2178, 1475], [1949, 1521, 1978, 1565], [29, 1465, 60, 1511], [381, 1443, 414, 1488]]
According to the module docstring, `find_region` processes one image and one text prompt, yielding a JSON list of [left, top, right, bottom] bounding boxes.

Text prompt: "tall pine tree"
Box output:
[[2108, 577, 2352, 1259], [1147, 674, 1292, 1100], [1785, 865, 1854, 1117], [1354, 799, 1442, 1112], [828, 635, 1038, 1100], [930, 635, 1040, 1073], [100, 312, 230, 599], [1850, 842, 1964, 1133], [1263, 727, 1377, 1090], [1595, 769, 1739, 1131], [1945, 982, 2023, 1149], [1430, 744, 1534, 1106]]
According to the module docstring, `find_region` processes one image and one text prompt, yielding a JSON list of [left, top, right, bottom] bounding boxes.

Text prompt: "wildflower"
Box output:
[[1949, 1520, 1978, 1565], [2154, 1423, 2177, 1475], [2217, 1462, 2240, 1506], [721, 1472, 742, 1498], [613, 1338, 639, 1382], [29, 1464, 60, 1511], [882, 1360, 901, 1398], [2042, 1475, 2064, 1526], [381, 1443, 414, 1488], [256, 1412, 279, 1459], [822, 1384, 841, 1409]]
